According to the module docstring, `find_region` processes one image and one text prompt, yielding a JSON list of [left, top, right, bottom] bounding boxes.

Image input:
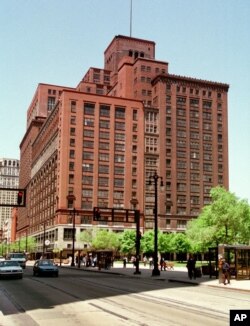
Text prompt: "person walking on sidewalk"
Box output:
[[186, 254, 196, 280], [222, 259, 230, 285]]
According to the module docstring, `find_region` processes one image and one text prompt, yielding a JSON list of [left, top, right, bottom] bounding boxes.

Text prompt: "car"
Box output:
[[33, 259, 59, 277], [0, 256, 5, 261], [6, 252, 27, 269], [0, 260, 23, 279]]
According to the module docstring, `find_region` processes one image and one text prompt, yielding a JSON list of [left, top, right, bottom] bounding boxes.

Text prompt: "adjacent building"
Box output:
[[17, 35, 229, 256], [0, 158, 20, 243]]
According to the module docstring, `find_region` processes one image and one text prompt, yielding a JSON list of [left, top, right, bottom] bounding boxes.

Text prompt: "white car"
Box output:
[[6, 252, 26, 269], [0, 260, 23, 279], [0, 256, 5, 261]]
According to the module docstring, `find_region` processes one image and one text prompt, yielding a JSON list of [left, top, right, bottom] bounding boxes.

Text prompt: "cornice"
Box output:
[[152, 73, 229, 91]]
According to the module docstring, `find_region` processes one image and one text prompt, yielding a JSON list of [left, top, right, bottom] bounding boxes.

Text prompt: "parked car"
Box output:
[[33, 259, 59, 277], [0, 260, 23, 279], [6, 252, 27, 269], [0, 256, 5, 261]]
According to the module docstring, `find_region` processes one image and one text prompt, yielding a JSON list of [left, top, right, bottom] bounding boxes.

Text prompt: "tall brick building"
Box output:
[[17, 35, 229, 256]]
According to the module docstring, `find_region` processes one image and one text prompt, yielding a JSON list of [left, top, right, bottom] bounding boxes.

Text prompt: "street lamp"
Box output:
[[149, 171, 164, 277], [70, 207, 76, 267], [67, 194, 76, 267], [130, 198, 141, 275], [41, 221, 46, 258]]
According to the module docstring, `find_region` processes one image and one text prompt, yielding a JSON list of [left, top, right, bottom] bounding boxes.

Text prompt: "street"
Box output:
[[0, 266, 249, 326]]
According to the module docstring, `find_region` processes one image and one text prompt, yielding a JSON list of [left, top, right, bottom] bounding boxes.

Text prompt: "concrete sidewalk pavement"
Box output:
[[60, 261, 250, 293]]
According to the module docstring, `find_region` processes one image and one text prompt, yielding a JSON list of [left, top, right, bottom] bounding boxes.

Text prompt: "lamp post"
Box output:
[[149, 171, 164, 277], [25, 228, 28, 253], [130, 198, 141, 275], [70, 207, 76, 267], [42, 221, 46, 257], [67, 194, 76, 267]]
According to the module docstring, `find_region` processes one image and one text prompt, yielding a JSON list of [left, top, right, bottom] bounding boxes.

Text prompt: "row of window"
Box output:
[[176, 109, 223, 120], [166, 96, 222, 110], [166, 84, 223, 99], [82, 102, 138, 121], [134, 65, 166, 74]]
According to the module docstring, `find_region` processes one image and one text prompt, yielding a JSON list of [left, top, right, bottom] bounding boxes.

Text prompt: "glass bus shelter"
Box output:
[[209, 245, 250, 280]]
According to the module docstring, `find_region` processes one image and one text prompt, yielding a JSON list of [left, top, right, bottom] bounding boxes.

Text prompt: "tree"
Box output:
[[92, 229, 120, 251], [140, 230, 154, 254], [78, 228, 95, 248], [140, 231, 175, 255], [158, 232, 174, 253], [170, 233, 191, 256], [186, 213, 214, 253], [186, 186, 250, 251], [10, 236, 36, 253], [119, 230, 136, 255]]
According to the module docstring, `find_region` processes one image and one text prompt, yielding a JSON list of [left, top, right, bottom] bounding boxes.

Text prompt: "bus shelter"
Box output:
[[87, 250, 113, 270], [209, 245, 250, 280]]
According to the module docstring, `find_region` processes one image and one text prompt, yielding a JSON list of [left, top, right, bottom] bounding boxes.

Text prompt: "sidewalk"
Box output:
[[62, 262, 250, 293]]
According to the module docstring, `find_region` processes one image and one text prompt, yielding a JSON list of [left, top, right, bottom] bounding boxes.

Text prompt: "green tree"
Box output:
[[186, 186, 250, 251], [158, 232, 174, 253], [170, 233, 191, 256], [119, 230, 136, 255], [78, 228, 95, 248], [10, 236, 36, 253], [186, 213, 214, 253], [140, 231, 175, 255], [140, 230, 154, 254], [92, 229, 120, 251]]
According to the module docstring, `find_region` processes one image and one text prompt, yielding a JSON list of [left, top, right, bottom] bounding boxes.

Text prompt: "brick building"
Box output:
[[17, 35, 229, 256]]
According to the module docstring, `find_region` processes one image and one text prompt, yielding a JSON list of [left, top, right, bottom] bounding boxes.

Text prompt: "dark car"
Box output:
[[33, 259, 59, 277]]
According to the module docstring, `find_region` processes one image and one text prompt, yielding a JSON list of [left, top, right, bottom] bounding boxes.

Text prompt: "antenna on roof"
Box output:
[[130, 0, 133, 37]]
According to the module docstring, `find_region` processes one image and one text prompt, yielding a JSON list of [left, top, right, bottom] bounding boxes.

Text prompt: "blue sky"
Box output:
[[0, 0, 249, 202]]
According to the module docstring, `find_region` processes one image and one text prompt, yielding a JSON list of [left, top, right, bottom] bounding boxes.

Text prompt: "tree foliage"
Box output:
[[1, 236, 36, 254], [140, 230, 154, 253], [92, 229, 120, 251], [186, 186, 250, 251], [119, 230, 136, 255], [78, 228, 95, 247], [141, 231, 177, 254], [170, 232, 191, 254]]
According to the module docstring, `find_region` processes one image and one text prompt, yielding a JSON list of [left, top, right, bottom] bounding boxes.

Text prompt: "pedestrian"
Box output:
[[149, 256, 153, 269], [186, 254, 196, 280], [222, 259, 230, 285], [131, 256, 136, 267], [143, 256, 147, 267], [123, 257, 127, 268], [160, 257, 165, 271]]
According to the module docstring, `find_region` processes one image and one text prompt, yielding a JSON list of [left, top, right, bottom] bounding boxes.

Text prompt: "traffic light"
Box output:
[[93, 207, 101, 220], [17, 190, 25, 206]]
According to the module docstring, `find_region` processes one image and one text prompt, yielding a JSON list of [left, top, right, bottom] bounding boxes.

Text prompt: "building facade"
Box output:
[[0, 158, 20, 243], [17, 35, 229, 256]]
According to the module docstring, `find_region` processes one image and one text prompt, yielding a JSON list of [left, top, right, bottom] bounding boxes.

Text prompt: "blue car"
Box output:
[[33, 259, 59, 277]]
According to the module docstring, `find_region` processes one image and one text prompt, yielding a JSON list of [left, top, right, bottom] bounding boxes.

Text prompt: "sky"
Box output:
[[0, 0, 249, 202]]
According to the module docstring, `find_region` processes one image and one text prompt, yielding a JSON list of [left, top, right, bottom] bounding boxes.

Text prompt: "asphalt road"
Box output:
[[0, 266, 249, 326]]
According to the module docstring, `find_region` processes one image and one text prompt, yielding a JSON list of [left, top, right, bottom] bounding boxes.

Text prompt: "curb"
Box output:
[[60, 265, 250, 293]]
